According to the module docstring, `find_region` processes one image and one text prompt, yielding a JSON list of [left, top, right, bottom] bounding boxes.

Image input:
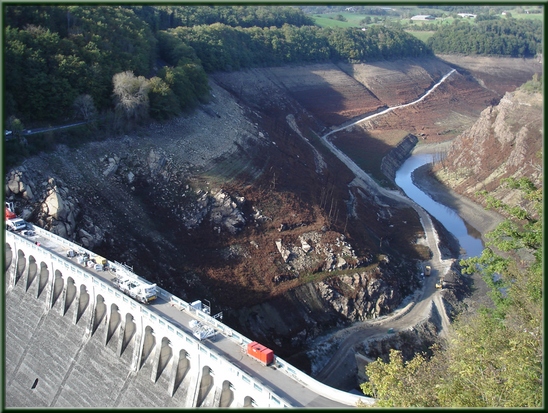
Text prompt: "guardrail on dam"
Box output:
[[5, 227, 374, 408]]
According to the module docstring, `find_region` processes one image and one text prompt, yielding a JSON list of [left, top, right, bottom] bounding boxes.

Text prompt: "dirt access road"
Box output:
[[313, 70, 459, 390]]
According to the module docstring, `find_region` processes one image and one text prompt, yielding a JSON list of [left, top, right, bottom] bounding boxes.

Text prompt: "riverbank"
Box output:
[[410, 144, 498, 314], [410, 144, 505, 240]]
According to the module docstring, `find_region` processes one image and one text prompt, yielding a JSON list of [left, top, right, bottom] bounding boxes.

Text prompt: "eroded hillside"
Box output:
[[431, 88, 543, 211], [5, 56, 541, 359]]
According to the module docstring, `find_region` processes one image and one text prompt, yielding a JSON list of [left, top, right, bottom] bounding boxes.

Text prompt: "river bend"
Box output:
[[395, 153, 484, 259]]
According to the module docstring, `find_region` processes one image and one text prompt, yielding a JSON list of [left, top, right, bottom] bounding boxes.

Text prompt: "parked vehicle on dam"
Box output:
[[65, 245, 157, 304], [6, 218, 27, 231], [424, 265, 431, 276], [113, 274, 158, 304], [246, 341, 275, 366], [5, 203, 27, 231]]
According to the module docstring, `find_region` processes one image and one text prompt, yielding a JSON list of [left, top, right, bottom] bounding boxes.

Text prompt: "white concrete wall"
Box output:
[[5, 230, 290, 407], [6, 228, 374, 407]]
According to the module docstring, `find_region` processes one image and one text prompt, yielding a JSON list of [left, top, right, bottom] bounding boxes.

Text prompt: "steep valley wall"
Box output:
[[4, 55, 542, 369], [430, 88, 543, 213]]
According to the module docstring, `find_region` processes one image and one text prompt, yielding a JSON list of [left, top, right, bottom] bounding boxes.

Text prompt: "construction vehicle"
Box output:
[[246, 341, 275, 366], [436, 277, 444, 289], [5, 202, 27, 231], [424, 265, 431, 276], [112, 274, 157, 304]]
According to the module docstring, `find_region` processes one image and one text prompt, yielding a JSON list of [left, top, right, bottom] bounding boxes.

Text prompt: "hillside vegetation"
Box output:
[[4, 5, 428, 127], [427, 18, 542, 56]]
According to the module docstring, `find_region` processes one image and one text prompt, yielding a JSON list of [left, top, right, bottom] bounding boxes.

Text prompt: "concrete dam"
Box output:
[[4, 226, 373, 408]]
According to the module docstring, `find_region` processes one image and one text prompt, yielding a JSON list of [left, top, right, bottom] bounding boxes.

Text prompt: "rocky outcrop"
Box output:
[[273, 232, 366, 276], [380, 133, 418, 182], [233, 262, 409, 353], [178, 188, 247, 234], [147, 148, 167, 177], [6, 169, 34, 201], [41, 184, 79, 239], [6, 172, 83, 242], [317, 271, 399, 319], [210, 190, 246, 234], [432, 89, 543, 214], [101, 155, 120, 177]]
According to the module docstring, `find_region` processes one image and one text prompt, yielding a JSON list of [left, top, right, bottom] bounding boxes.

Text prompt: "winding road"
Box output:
[[314, 69, 458, 389]]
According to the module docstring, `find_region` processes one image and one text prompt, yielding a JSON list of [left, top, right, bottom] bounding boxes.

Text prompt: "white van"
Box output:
[[7, 218, 26, 231]]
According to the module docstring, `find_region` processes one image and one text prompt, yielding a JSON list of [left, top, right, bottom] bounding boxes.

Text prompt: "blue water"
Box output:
[[395, 153, 484, 258]]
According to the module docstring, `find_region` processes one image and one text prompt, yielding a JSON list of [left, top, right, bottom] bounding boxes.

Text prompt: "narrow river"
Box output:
[[395, 153, 484, 259]]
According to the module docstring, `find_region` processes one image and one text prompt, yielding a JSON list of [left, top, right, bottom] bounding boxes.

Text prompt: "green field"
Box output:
[[313, 15, 354, 28], [512, 12, 543, 20], [311, 8, 543, 30], [312, 12, 397, 28], [405, 30, 435, 42]]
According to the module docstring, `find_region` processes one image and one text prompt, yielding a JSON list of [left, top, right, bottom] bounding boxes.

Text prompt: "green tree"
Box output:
[[361, 348, 443, 407], [7, 116, 25, 137], [161, 66, 198, 111], [148, 76, 180, 120]]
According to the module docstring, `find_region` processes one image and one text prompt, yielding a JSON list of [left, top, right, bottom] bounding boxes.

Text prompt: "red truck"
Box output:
[[247, 341, 274, 366]]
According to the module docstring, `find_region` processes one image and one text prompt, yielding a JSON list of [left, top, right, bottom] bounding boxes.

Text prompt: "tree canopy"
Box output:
[[427, 18, 542, 56], [164, 23, 430, 73], [5, 5, 156, 121], [4, 5, 541, 126], [130, 4, 315, 31]]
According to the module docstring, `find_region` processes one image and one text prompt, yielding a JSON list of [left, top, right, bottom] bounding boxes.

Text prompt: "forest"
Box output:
[[427, 18, 543, 56], [3, 5, 543, 127]]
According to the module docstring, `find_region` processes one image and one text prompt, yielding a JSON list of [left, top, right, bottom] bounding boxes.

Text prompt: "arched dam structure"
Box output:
[[5, 227, 373, 408]]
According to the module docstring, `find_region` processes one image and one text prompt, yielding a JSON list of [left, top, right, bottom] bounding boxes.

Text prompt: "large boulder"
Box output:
[[44, 189, 67, 220], [148, 148, 167, 176], [6, 169, 35, 200]]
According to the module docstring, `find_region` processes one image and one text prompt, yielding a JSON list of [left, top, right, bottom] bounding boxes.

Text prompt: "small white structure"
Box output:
[[458, 13, 476, 18]]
